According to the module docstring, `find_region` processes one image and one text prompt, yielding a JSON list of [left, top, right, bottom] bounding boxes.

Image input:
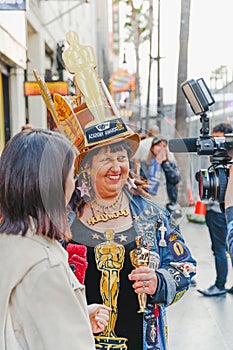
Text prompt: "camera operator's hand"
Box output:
[[224, 166, 233, 209]]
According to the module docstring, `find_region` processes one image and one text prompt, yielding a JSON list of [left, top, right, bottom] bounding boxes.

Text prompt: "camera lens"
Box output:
[[196, 169, 214, 200], [196, 166, 228, 204]]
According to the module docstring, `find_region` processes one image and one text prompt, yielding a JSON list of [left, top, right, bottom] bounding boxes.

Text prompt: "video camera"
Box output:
[[168, 78, 233, 211]]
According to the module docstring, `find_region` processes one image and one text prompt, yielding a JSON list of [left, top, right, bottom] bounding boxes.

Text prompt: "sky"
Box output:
[[121, 0, 233, 106]]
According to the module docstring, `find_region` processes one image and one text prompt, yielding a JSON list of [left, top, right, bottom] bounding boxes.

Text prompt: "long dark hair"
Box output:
[[0, 129, 75, 241]]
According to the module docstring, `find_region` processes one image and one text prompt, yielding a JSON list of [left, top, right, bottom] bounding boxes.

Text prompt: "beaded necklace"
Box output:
[[87, 191, 130, 226]]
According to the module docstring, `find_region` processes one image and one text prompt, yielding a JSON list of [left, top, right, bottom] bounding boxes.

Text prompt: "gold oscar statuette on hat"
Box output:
[[94, 230, 128, 349], [34, 30, 140, 174]]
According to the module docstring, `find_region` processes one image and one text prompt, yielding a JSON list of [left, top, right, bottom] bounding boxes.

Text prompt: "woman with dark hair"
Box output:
[[67, 135, 196, 350], [0, 129, 109, 350], [146, 135, 182, 219]]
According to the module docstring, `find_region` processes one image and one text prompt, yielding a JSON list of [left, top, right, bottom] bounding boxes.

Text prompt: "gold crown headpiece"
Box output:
[[34, 31, 140, 170]]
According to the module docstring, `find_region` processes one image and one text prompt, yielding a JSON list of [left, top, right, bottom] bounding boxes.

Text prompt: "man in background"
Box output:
[[224, 165, 233, 289], [197, 122, 232, 297]]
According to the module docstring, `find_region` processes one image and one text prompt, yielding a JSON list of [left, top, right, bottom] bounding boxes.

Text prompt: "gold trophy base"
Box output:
[[95, 335, 128, 349], [137, 307, 147, 313]]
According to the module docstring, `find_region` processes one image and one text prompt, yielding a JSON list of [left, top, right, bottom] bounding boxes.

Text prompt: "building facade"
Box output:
[[0, 0, 112, 152]]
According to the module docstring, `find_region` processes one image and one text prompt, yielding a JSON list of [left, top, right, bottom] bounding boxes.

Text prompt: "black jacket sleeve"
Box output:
[[161, 161, 180, 185]]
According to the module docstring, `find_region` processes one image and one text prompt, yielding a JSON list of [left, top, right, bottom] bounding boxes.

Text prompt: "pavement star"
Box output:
[[77, 181, 91, 197], [119, 234, 127, 242]]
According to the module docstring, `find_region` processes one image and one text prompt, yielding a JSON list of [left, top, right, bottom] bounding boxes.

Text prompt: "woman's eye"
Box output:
[[101, 158, 110, 163], [99, 155, 127, 163], [118, 156, 127, 161]]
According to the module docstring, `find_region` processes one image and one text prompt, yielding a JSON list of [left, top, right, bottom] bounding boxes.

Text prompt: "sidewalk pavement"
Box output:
[[167, 206, 233, 350]]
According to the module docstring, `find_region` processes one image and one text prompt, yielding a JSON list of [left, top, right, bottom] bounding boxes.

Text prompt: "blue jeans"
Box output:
[[206, 210, 228, 289]]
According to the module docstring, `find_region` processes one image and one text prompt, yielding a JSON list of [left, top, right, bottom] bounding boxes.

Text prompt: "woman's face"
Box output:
[[151, 141, 166, 156], [65, 161, 76, 205], [88, 147, 129, 200]]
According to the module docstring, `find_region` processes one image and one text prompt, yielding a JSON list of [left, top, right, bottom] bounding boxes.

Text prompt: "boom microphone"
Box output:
[[168, 138, 198, 153]]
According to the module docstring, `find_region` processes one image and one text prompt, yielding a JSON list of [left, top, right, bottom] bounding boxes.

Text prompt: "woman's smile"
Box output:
[[106, 174, 121, 183]]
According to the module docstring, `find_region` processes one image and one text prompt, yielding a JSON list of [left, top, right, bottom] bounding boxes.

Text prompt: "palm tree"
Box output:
[[113, 0, 150, 130], [174, 0, 191, 206], [145, 0, 154, 132]]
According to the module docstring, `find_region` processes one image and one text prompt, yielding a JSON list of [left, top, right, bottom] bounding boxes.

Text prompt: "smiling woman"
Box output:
[[66, 134, 197, 350]]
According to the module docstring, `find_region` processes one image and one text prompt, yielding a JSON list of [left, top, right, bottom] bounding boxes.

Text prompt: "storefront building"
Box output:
[[0, 0, 111, 152]]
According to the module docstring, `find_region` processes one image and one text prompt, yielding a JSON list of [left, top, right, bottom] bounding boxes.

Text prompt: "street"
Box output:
[[168, 207, 233, 350]]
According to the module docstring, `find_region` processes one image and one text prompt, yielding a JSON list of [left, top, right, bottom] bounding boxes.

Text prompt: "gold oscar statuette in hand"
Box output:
[[130, 235, 150, 313]]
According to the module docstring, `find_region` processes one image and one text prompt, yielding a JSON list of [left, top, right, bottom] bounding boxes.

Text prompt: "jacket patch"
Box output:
[[171, 289, 187, 305], [164, 265, 189, 291], [167, 240, 188, 261]]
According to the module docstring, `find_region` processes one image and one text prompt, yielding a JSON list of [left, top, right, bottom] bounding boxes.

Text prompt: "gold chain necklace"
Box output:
[[91, 192, 123, 214], [87, 192, 129, 226]]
